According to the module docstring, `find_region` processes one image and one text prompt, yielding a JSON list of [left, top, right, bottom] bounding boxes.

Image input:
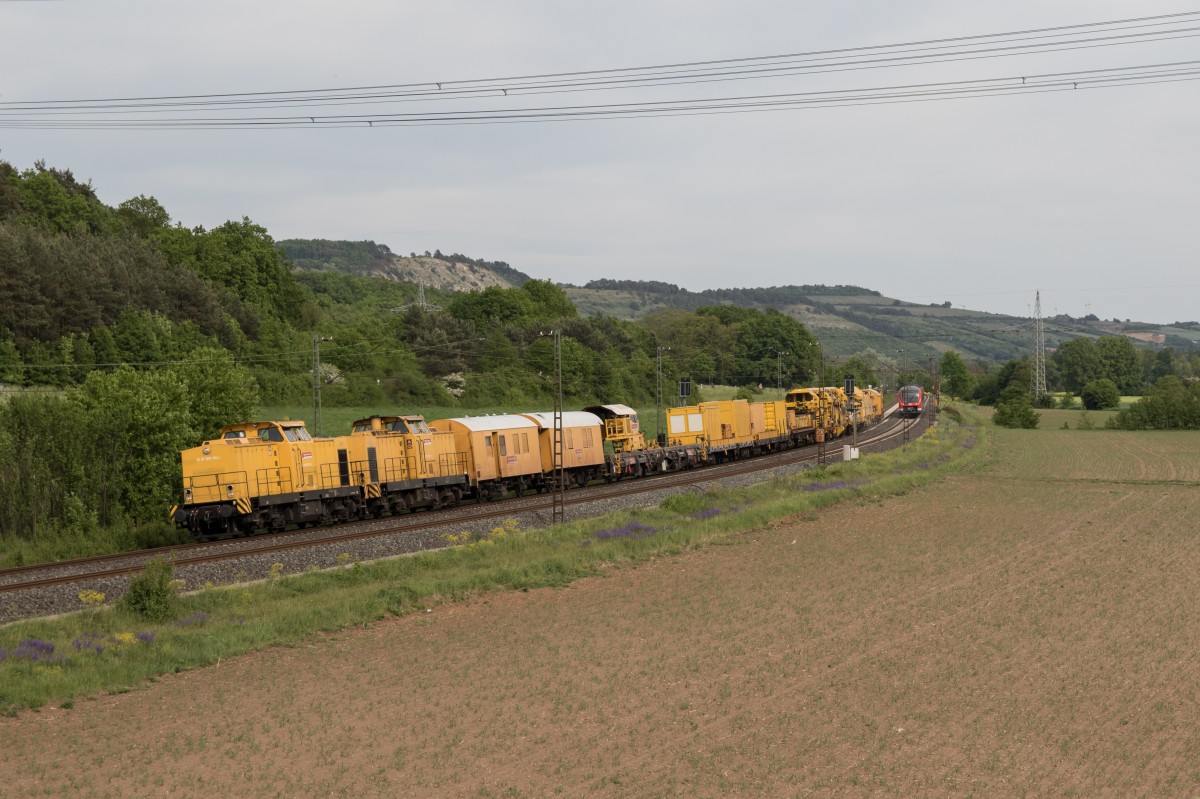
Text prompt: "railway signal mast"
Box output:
[[550, 330, 565, 525]]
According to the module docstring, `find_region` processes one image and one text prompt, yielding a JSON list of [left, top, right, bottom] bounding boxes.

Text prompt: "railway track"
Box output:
[[0, 408, 929, 615]]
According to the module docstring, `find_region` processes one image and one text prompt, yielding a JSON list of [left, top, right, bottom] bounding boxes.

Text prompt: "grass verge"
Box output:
[[0, 405, 985, 715]]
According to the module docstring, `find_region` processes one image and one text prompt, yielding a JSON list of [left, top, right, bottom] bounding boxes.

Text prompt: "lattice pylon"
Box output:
[[1033, 290, 1047, 400]]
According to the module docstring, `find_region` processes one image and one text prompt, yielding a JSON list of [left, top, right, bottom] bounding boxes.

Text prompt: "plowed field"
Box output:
[[3, 428, 1199, 797]]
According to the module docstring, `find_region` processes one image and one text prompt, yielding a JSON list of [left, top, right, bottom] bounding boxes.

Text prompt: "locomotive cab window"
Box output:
[[258, 427, 285, 443], [223, 430, 246, 440], [387, 419, 410, 434], [410, 420, 432, 434]]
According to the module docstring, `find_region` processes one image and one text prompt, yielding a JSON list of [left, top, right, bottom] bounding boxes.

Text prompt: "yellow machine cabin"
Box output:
[[345, 415, 469, 512], [581, 404, 647, 453], [173, 420, 361, 536], [179, 420, 335, 508], [347, 415, 466, 485]]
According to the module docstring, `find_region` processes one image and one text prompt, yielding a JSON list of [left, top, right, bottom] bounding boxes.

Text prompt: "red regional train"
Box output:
[[897, 384, 925, 418]]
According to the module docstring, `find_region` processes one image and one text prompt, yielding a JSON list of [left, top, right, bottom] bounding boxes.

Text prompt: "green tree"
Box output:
[[0, 334, 23, 383], [1080, 378, 1120, 410], [993, 385, 1040, 428], [973, 359, 1031, 406], [837, 354, 878, 390], [447, 285, 535, 327], [1095, 336, 1142, 394], [1110, 376, 1200, 429], [168, 347, 260, 439], [939, 351, 973, 399], [520, 279, 577, 320], [1054, 338, 1101, 394], [74, 367, 197, 525], [0, 395, 83, 538], [117, 195, 171, 238]]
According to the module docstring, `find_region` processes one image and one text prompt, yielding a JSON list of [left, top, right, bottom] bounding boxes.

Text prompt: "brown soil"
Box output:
[[3, 455, 1199, 797]]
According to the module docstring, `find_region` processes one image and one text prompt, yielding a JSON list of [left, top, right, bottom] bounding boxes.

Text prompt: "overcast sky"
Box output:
[[2, 1, 1197, 324]]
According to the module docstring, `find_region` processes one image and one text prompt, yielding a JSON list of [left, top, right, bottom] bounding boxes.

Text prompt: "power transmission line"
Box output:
[[3, 64, 1195, 129], [2, 13, 1198, 129], [5, 11, 1196, 111]]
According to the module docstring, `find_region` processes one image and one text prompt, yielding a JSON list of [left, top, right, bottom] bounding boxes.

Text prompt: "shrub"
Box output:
[[993, 387, 1040, 429], [1080, 378, 1120, 410], [734, 384, 762, 400], [118, 558, 180, 621]]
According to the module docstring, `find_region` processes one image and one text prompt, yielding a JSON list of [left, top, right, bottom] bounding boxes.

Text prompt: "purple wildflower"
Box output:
[[172, 612, 210, 627], [7, 640, 69, 665], [690, 507, 723, 520], [595, 521, 658, 541], [72, 632, 108, 654], [19, 639, 54, 653], [135, 631, 156, 645]]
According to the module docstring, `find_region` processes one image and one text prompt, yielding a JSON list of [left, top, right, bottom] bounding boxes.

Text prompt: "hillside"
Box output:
[[275, 240, 1199, 367], [277, 239, 531, 292], [563, 279, 1200, 364]]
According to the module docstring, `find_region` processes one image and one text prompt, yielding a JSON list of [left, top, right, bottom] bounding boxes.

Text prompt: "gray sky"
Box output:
[[3, 1, 1197, 324]]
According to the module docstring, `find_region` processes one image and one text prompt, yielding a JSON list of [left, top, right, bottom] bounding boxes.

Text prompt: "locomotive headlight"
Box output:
[[185, 488, 192, 502], [226, 485, 235, 499], [202, 446, 211, 455]]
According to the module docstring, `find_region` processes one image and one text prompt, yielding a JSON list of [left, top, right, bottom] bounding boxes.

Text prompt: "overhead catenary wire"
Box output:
[[3, 10, 1197, 112], [3, 62, 1197, 130], [1, 12, 1198, 128]]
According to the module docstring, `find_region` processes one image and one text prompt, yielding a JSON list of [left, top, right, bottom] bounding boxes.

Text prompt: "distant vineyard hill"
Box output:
[[274, 240, 1200, 365], [277, 239, 531, 292]]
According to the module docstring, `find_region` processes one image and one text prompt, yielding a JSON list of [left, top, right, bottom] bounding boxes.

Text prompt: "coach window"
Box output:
[[522, 432, 530, 452], [485, 435, 493, 453], [499, 435, 507, 456]]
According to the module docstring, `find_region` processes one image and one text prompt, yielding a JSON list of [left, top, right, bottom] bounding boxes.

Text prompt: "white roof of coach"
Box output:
[[591, 403, 638, 417], [520, 411, 603, 429], [433, 414, 539, 433]]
